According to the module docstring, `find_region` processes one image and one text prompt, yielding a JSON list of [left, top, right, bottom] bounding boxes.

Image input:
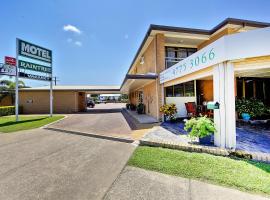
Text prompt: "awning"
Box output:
[[120, 73, 158, 93]]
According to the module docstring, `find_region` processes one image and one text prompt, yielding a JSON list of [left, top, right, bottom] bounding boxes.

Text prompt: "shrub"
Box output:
[[235, 98, 265, 118], [0, 106, 15, 116], [160, 104, 177, 121], [184, 116, 216, 138]]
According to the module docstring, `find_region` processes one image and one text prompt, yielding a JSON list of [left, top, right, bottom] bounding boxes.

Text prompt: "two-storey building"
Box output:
[[120, 18, 270, 148]]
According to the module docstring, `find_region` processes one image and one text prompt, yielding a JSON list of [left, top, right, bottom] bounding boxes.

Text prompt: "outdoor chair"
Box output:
[[185, 102, 197, 117]]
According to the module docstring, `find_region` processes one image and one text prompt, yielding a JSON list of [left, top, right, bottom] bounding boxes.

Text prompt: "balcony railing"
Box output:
[[165, 57, 183, 69]]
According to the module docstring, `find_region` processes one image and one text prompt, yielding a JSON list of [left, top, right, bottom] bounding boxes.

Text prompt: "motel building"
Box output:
[[19, 18, 270, 149]]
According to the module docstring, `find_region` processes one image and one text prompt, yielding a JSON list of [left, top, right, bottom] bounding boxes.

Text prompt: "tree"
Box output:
[[0, 79, 26, 104]]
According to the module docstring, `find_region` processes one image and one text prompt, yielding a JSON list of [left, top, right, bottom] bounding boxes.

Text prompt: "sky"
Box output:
[[1, 0, 270, 87]]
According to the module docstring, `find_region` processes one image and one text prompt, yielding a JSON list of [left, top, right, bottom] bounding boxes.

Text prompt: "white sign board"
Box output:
[[0, 63, 17, 76], [160, 27, 270, 84]]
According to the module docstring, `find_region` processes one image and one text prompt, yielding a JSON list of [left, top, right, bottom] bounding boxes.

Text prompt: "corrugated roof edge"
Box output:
[[20, 85, 120, 91]]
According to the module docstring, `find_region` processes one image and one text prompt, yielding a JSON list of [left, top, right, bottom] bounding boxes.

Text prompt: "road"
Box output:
[[0, 128, 135, 200]]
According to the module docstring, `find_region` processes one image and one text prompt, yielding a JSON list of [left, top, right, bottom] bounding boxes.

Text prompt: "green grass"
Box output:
[[128, 146, 270, 196], [0, 115, 64, 133]]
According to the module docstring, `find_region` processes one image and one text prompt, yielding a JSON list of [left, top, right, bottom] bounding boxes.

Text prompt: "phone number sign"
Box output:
[[160, 38, 225, 84]]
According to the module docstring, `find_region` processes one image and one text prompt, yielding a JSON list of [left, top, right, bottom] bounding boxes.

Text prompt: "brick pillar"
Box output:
[[155, 34, 165, 121]]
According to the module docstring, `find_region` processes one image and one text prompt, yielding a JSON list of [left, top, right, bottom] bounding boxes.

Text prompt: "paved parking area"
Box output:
[[0, 128, 135, 200]]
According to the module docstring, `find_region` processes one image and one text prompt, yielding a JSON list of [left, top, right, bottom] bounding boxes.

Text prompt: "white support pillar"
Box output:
[[161, 83, 165, 122], [213, 62, 236, 149], [224, 62, 236, 148]]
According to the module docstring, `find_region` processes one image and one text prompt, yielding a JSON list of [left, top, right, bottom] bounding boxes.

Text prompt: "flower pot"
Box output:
[[241, 113, 250, 121], [199, 135, 213, 145]]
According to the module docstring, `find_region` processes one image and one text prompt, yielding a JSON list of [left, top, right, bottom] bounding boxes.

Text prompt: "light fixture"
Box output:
[[140, 56, 144, 65]]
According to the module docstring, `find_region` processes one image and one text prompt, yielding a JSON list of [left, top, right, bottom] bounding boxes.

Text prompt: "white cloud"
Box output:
[[124, 34, 129, 39], [67, 38, 73, 43], [74, 41, 82, 46], [63, 24, 81, 34]]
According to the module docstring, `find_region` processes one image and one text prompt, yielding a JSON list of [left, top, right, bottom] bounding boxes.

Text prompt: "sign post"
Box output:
[[50, 72, 53, 117], [15, 39, 19, 121], [15, 38, 53, 121]]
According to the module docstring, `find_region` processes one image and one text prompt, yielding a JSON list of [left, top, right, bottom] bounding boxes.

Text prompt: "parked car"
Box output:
[[87, 100, 95, 108], [96, 100, 107, 104]]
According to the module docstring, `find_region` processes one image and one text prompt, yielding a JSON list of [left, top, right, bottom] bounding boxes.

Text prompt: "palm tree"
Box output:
[[0, 79, 26, 104]]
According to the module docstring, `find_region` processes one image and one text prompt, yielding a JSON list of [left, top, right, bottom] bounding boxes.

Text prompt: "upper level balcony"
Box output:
[[165, 57, 183, 69], [165, 47, 197, 69]]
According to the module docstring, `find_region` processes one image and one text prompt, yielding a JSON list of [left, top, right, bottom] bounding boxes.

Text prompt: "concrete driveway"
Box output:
[[48, 112, 133, 140], [48, 104, 134, 140], [0, 129, 135, 200]]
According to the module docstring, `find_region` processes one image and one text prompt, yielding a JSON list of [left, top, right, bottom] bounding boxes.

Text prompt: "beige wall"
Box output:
[[0, 96, 13, 106], [78, 92, 86, 112], [19, 91, 81, 114], [143, 81, 158, 118], [132, 39, 156, 75], [129, 34, 165, 120], [198, 27, 238, 50]]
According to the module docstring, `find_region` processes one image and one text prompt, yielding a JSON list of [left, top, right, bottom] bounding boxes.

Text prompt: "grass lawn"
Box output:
[[0, 115, 65, 133], [128, 146, 270, 196]]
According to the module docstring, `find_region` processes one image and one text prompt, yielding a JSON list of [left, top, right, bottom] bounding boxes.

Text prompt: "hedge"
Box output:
[[0, 106, 15, 116]]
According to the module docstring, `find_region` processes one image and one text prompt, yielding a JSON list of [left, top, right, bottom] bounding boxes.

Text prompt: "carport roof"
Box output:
[[20, 85, 120, 92]]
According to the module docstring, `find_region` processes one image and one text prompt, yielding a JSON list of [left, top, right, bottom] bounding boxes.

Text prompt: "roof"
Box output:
[[20, 85, 120, 91], [120, 73, 158, 89], [122, 18, 270, 78]]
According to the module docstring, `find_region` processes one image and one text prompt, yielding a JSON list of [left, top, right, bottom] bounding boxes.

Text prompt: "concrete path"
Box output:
[[105, 166, 270, 200], [0, 129, 135, 200]]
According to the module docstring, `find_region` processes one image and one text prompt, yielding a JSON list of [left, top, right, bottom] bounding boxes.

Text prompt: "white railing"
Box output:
[[165, 57, 183, 69]]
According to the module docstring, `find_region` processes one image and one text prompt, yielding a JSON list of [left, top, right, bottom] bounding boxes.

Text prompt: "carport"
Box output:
[[19, 85, 121, 114]]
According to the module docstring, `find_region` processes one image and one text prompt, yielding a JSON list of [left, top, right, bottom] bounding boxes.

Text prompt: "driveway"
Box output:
[[0, 129, 135, 200], [48, 110, 133, 140]]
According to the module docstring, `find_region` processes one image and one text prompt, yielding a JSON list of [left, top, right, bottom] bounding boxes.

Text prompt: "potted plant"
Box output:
[[235, 98, 265, 121], [137, 103, 145, 114], [130, 103, 136, 111], [159, 103, 177, 122], [184, 116, 216, 145]]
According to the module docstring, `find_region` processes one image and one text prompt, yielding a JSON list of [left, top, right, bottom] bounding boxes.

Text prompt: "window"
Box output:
[[165, 47, 197, 69], [174, 84, 184, 97], [184, 81, 195, 97], [187, 48, 197, 56], [166, 86, 173, 97], [165, 81, 195, 97], [177, 48, 187, 59]]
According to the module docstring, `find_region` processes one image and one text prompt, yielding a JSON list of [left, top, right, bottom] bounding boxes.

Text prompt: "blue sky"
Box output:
[[1, 0, 270, 87]]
